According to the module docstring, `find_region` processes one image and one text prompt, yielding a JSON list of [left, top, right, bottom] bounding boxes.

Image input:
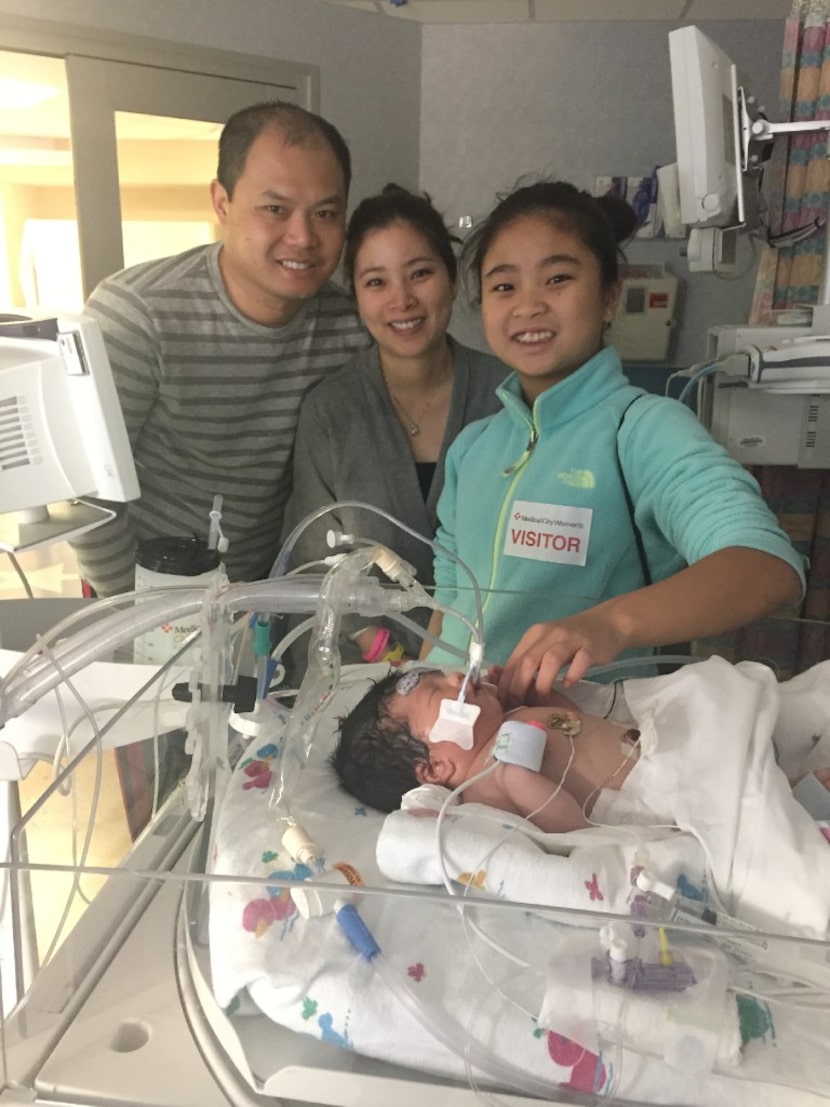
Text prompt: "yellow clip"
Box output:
[[381, 642, 407, 666], [658, 927, 673, 966]]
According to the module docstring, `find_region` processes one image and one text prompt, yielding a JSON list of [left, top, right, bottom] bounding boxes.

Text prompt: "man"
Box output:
[[72, 101, 371, 596]]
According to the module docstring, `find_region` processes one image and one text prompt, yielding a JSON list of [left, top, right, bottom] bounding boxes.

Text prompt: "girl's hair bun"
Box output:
[[595, 193, 639, 244]]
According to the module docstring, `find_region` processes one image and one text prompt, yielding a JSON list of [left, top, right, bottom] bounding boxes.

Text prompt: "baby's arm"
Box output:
[[491, 763, 589, 833]]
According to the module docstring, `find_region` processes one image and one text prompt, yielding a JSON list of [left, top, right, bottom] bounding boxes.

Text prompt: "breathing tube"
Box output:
[[274, 499, 484, 641], [270, 501, 486, 789], [0, 575, 412, 729], [267, 537, 483, 817], [268, 546, 380, 816]]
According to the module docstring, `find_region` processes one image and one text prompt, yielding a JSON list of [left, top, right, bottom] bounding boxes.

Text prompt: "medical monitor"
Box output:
[[0, 315, 138, 551], [669, 25, 745, 233]]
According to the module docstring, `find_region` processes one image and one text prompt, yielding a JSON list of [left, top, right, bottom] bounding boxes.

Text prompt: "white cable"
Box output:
[[28, 636, 104, 967], [271, 617, 315, 662], [2, 586, 194, 695], [677, 362, 720, 406], [447, 739, 580, 990], [6, 552, 34, 598], [274, 500, 484, 635]]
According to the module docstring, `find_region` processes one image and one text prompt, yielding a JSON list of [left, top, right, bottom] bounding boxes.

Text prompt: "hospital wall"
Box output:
[[0, 1, 787, 368], [420, 19, 785, 367]]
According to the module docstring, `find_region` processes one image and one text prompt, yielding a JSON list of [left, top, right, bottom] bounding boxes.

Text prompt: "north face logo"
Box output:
[[557, 469, 596, 489]]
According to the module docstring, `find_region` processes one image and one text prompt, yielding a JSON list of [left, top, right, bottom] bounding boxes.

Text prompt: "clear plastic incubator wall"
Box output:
[[1, 517, 829, 1107]]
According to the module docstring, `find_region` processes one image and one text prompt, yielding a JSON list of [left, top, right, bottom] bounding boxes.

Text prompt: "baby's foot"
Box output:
[[814, 767, 830, 791]]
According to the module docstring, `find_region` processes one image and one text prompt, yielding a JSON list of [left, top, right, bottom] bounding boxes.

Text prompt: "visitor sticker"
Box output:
[[504, 500, 592, 565]]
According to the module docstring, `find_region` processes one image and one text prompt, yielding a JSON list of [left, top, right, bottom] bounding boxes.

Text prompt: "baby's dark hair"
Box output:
[[331, 671, 430, 812], [462, 179, 637, 303]]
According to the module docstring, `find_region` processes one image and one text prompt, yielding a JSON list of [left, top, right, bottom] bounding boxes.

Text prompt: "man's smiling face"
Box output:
[[211, 125, 347, 327]]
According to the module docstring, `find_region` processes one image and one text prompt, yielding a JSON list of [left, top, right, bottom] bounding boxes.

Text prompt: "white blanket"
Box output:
[[379, 657, 830, 938], [208, 661, 830, 1105]]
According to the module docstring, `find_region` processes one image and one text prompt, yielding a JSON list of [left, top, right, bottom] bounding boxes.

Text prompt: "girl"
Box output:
[[281, 184, 507, 664], [423, 181, 805, 703]]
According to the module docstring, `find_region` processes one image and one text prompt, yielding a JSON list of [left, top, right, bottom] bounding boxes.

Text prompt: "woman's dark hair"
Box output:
[[462, 180, 637, 302], [343, 184, 460, 293], [331, 671, 430, 812], [217, 101, 352, 199]]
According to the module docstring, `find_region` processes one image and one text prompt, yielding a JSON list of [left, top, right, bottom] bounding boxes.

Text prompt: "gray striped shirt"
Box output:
[[72, 243, 370, 595]]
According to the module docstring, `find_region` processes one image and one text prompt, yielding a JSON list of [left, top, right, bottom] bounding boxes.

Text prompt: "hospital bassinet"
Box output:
[[1, 589, 829, 1107]]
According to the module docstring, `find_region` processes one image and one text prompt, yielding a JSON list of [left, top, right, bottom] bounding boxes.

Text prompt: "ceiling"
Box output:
[[323, 0, 790, 22]]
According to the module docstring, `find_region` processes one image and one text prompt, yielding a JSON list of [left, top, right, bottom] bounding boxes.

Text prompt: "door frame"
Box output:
[[0, 14, 319, 294], [0, 14, 318, 107]]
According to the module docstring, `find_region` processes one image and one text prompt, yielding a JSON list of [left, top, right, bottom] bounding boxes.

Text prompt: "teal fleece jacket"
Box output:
[[431, 347, 806, 669]]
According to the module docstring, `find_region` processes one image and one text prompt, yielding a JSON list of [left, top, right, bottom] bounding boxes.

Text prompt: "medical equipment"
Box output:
[[669, 23, 830, 280], [267, 503, 486, 805], [668, 26, 746, 273], [2, 550, 830, 1106], [700, 317, 830, 467], [605, 264, 679, 362], [668, 26, 830, 466], [492, 718, 546, 772], [0, 315, 138, 552]]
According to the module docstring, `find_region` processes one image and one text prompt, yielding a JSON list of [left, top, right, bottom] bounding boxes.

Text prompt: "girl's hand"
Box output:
[[488, 665, 555, 709], [497, 610, 627, 707]]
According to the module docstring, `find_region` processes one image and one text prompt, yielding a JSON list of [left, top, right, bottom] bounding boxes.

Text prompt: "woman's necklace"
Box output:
[[383, 364, 448, 437]]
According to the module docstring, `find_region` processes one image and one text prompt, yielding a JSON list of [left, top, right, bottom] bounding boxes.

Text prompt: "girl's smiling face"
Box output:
[[480, 214, 620, 404]]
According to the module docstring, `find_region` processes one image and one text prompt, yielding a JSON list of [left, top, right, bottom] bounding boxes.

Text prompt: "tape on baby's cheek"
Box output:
[[428, 698, 480, 751]]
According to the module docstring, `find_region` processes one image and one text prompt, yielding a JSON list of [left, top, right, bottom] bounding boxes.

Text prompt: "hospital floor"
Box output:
[[0, 539, 83, 601], [18, 754, 133, 961]]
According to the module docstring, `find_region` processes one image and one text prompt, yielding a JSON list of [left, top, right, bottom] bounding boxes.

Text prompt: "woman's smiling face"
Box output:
[[353, 220, 457, 367]]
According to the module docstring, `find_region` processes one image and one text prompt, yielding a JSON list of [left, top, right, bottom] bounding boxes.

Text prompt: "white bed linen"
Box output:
[[380, 658, 830, 937], [209, 662, 830, 1105]]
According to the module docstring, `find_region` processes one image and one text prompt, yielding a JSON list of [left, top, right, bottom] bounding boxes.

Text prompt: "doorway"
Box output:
[[0, 34, 312, 600]]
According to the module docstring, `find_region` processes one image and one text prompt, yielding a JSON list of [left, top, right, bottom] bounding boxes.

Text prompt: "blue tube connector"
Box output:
[[253, 615, 272, 656], [336, 903, 380, 960]]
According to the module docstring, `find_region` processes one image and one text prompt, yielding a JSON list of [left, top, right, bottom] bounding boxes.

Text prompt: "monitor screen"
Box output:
[[0, 315, 138, 549], [669, 25, 745, 232]]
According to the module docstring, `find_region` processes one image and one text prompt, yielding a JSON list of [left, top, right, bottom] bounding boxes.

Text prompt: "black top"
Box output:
[[415, 461, 437, 501]]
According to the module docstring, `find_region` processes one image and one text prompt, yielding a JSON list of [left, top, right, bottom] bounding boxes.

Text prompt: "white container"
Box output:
[[133, 536, 220, 664]]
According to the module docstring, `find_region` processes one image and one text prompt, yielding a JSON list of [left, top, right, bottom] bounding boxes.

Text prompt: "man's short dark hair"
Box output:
[[217, 101, 352, 198], [331, 672, 430, 812]]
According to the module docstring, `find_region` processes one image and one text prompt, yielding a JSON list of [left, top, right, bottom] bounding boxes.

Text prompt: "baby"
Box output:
[[333, 668, 648, 832], [332, 666, 830, 833]]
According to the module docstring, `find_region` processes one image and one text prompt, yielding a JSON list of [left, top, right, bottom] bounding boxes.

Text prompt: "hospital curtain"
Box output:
[[716, 1, 830, 677], [700, 468, 829, 679], [750, 0, 830, 319]]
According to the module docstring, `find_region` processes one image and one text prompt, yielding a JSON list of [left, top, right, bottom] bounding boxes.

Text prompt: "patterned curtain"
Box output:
[[725, 0, 830, 676], [750, 0, 830, 319], [701, 468, 829, 678]]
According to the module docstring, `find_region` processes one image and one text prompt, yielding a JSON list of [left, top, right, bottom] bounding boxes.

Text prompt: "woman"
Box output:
[[281, 184, 507, 664]]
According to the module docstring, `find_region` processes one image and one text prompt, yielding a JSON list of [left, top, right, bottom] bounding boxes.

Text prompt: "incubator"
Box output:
[[1, 515, 829, 1107]]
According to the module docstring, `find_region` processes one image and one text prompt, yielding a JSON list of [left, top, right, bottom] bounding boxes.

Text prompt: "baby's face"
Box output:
[[385, 668, 505, 752]]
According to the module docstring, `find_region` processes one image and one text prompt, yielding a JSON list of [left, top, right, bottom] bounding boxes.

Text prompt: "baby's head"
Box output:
[[331, 668, 504, 812]]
